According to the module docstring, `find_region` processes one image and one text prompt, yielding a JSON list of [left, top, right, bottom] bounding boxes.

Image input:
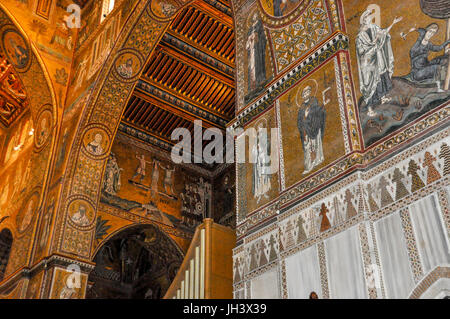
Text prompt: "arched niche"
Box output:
[[86, 223, 184, 299]]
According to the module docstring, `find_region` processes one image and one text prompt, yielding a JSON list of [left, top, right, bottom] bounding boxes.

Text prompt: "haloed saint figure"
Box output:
[[246, 13, 267, 93], [356, 7, 402, 117], [252, 123, 271, 204], [297, 86, 326, 175]]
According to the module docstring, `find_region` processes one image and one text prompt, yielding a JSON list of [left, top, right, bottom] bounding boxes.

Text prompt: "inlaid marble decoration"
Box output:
[[250, 267, 280, 298], [285, 244, 322, 298], [409, 195, 450, 273], [324, 226, 368, 299], [374, 211, 416, 298]]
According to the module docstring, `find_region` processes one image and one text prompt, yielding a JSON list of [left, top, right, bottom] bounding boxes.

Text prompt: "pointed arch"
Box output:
[[87, 223, 184, 298], [0, 3, 58, 282], [56, 0, 196, 261]]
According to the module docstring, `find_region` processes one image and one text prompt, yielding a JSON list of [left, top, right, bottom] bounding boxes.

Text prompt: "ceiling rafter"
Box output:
[[133, 89, 221, 129], [119, 1, 235, 165]]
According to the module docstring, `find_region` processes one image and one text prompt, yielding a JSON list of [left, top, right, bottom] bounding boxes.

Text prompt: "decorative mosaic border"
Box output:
[[437, 189, 450, 237], [400, 208, 424, 282], [334, 55, 351, 153], [257, 0, 313, 28], [317, 242, 329, 299], [408, 266, 450, 299], [275, 101, 286, 191], [280, 259, 288, 299], [98, 203, 194, 240], [358, 222, 377, 299]]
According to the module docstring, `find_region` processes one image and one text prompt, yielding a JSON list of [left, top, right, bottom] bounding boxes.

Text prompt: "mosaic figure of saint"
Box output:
[[39, 204, 53, 250], [180, 184, 191, 224], [86, 133, 104, 155], [151, 160, 160, 194], [117, 58, 133, 78], [19, 199, 34, 232], [8, 38, 28, 68], [104, 153, 123, 195], [246, 13, 267, 93], [356, 7, 402, 116], [222, 175, 234, 216], [71, 204, 90, 226], [59, 283, 76, 299], [38, 117, 49, 145], [297, 86, 326, 175], [252, 123, 271, 203]]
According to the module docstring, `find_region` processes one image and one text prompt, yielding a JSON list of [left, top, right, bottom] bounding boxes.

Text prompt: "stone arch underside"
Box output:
[[86, 223, 184, 298], [0, 3, 58, 287]]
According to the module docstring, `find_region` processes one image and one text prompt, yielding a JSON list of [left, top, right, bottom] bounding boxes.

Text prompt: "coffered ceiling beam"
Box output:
[[134, 86, 226, 129], [139, 76, 231, 123], [157, 45, 234, 88], [192, 1, 233, 28], [166, 29, 234, 68]]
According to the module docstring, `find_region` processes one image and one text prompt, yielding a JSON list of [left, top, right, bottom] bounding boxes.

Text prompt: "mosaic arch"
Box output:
[[0, 4, 57, 275], [56, 0, 205, 262], [91, 220, 185, 261], [87, 223, 184, 298]]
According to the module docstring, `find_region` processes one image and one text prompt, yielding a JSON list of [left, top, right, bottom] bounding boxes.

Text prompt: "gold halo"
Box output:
[[296, 79, 318, 107], [254, 117, 268, 130]]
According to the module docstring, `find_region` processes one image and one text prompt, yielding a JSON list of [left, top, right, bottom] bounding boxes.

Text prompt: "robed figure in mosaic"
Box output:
[[297, 86, 326, 175], [273, 0, 285, 17], [246, 13, 267, 93], [356, 7, 402, 116], [252, 123, 271, 203], [406, 23, 450, 90], [103, 153, 123, 196]]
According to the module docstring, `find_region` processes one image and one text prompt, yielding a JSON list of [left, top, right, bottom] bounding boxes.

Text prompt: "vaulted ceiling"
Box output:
[[119, 0, 235, 154]]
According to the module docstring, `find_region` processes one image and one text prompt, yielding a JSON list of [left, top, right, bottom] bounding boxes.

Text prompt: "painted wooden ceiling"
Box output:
[[120, 0, 235, 154], [0, 53, 29, 128]]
